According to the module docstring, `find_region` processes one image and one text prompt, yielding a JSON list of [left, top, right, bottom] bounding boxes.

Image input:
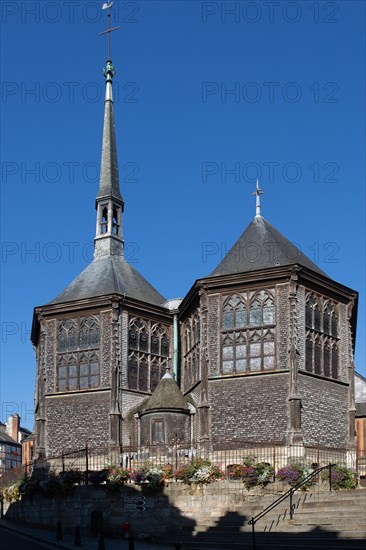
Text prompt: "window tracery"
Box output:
[[304, 293, 339, 379], [57, 351, 100, 392], [127, 317, 170, 392], [57, 317, 100, 391], [221, 289, 276, 374], [182, 312, 200, 390]]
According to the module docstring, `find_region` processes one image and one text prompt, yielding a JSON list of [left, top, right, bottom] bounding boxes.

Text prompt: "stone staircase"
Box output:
[[158, 488, 366, 549]]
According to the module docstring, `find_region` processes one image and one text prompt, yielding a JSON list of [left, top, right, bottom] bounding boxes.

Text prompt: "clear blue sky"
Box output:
[[1, 1, 365, 430]]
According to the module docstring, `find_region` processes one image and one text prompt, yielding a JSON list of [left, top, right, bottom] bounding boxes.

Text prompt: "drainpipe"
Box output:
[[173, 313, 179, 380]]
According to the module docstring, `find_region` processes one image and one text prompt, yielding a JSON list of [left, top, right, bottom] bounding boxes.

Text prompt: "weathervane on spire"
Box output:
[[99, 2, 120, 63], [252, 179, 264, 217]]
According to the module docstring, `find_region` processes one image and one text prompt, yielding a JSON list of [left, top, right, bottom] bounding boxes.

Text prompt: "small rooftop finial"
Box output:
[[99, 2, 120, 66], [162, 359, 173, 379], [252, 179, 264, 218]]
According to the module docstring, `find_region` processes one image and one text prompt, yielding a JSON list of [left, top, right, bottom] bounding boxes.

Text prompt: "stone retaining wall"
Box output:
[[3, 481, 284, 538]]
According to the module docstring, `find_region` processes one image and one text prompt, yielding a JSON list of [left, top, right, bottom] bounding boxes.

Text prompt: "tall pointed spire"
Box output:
[[97, 60, 123, 202], [94, 5, 123, 259], [252, 179, 264, 218]]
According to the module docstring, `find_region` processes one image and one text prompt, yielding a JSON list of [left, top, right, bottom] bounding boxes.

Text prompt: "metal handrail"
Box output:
[[248, 463, 335, 549]]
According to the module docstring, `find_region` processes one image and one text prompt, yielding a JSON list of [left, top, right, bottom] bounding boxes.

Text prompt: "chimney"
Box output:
[[6, 414, 20, 442]]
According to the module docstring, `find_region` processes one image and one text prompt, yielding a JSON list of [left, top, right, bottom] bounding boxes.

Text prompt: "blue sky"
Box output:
[[1, 0, 365, 430]]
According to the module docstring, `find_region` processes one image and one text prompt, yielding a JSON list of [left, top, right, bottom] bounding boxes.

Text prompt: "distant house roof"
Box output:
[[356, 402, 366, 418], [0, 431, 21, 446], [355, 371, 366, 404]]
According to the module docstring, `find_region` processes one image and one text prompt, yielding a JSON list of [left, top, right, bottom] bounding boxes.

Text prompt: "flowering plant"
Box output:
[[228, 459, 274, 488], [4, 484, 21, 503], [162, 464, 174, 480], [106, 466, 131, 489], [227, 464, 247, 480], [174, 458, 224, 485], [130, 468, 146, 484], [321, 465, 357, 490], [276, 463, 314, 489], [145, 467, 164, 488]]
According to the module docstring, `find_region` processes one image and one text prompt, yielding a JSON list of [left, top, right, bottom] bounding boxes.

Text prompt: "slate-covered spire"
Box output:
[[94, 59, 124, 259]]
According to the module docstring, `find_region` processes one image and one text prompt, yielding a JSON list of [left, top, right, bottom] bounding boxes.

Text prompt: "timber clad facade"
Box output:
[[31, 57, 358, 459]]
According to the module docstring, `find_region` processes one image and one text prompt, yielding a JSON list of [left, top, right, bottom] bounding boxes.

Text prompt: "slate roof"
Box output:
[[142, 372, 189, 412], [209, 215, 328, 278], [49, 255, 165, 306], [0, 430, 21, 446], [97, 82, 123, 202]]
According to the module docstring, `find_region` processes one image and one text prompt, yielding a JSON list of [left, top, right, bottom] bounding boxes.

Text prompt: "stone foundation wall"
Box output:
[[2, 482, 282, 538]]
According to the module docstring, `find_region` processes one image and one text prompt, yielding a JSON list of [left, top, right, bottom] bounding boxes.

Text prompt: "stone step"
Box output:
[[185, 526, 366, 537], [158, 537, 366, 550], [162, 489, 366, 549]]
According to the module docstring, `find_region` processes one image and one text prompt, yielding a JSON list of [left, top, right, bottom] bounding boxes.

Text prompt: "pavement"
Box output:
[[0, 518, 175, 550]]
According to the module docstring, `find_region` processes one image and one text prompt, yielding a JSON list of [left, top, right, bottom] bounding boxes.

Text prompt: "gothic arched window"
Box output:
[[222, 294, 246, 330], [112, 206, 120, 235], [79, 317, 99, 349], [101, 206, 108, 234], [304, 294, 339, 380], [57, 317, 100, 392], [182, 312, 201, 391], [151, 324, 169, 357], [58, 320, 78, 352], [127, 317, 170, 393], [221, 289, 276, 375]]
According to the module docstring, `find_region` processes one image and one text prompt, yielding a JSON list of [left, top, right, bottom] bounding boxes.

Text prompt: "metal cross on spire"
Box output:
[[99, 2, 120, 62], [252, 179, 264, 217]]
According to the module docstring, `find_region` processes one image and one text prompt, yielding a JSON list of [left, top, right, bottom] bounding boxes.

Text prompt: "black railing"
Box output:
[[248, 463, 335, 549]]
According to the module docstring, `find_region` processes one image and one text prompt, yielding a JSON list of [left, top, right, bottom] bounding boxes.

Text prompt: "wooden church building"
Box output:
[[31, 55, 358, 460]]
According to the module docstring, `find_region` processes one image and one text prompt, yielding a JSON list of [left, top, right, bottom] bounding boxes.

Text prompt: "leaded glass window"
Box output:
[[57, 317, 100, 392], [305, 338, 313, 373], [221, 289, 276, 374], [150, 359, 161, 392], [182, 312, 201, 391], [128, 355, 138, 389], [56, 352, 100, 392], [323, 342, 331, 377], [304, 294, 339, 380], [127, 317, 170, 393]]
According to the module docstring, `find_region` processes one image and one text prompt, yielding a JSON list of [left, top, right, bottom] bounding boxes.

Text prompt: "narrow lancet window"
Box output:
[[101, 207, 108, 234], [112, 206, 119, 235]]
